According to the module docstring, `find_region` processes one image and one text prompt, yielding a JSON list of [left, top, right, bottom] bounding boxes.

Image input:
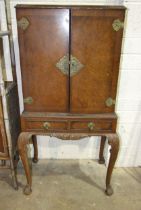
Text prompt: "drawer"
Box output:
[[70, 120, 113, 132], [21, 112, 117, 133], [24, 120, 68, 131]]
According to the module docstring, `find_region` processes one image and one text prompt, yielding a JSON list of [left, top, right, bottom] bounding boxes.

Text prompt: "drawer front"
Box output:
[[70, 120, 113, 132], [25, 120, 68, 131], [21, 113, 116, 133]]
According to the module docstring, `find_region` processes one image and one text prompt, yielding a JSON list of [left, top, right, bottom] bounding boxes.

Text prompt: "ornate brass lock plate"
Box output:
[[56, 55, 84, 76], [70, 55, 84, 76], [56, 55, 69, 75]]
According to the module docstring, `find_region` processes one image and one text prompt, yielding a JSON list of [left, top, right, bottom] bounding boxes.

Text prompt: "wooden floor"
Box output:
[[0, 160, 141, 210]]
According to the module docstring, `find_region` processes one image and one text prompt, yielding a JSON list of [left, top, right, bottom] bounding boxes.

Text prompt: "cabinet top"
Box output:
[[15, 4, 126, 10]]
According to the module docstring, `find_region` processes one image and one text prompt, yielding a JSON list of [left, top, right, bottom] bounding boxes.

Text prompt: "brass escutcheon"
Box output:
[[56, 54, 84, 76]]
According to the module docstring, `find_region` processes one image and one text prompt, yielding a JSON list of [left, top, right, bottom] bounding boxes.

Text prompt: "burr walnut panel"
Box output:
[[17, 8, 69, 112], [70, 9, 125, 113], [70, 120, 113, 132], [24, 120, 68, 132]]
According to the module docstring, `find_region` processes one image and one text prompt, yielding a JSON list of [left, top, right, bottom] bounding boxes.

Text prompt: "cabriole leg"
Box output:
[[105, 134, 119, 196], [99, 136, 106, 164], [18, 132, 33, 195], [32, 135, 38, 163]]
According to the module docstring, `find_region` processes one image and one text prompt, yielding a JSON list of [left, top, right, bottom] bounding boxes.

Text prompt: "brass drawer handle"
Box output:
[[43, 122, 51, 130], [88, 122, 95, 131]]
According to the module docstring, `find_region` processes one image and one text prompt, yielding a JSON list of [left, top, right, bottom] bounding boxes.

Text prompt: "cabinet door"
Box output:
[[70, 8, 125, 113], [17, 8, 69, 112]]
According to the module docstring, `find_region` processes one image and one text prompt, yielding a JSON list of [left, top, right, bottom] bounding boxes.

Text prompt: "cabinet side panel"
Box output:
[[6, 83, 21, 151], [16, 8, 70, 112], [70, 8, 125, 113]]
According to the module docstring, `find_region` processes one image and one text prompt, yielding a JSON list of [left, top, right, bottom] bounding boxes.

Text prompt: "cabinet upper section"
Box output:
[[16, 6, 125, 114]]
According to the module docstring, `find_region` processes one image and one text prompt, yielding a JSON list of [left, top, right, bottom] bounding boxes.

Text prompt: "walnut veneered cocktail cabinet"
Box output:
[[16, 5, 125, 195]]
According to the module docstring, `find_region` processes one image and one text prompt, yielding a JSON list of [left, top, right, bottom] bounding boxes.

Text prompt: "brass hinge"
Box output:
[[17, 17, 30, 30], [105, 97, 115, 107], [112, 19, 124, 31], [23, 97, 33, 104]]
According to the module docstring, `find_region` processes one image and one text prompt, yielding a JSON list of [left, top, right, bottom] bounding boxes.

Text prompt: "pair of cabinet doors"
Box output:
[[17, 6, 125, 114]]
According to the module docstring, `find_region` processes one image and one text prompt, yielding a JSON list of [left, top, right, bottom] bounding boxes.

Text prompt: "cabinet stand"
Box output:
[[18, 132, 119, 196]]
